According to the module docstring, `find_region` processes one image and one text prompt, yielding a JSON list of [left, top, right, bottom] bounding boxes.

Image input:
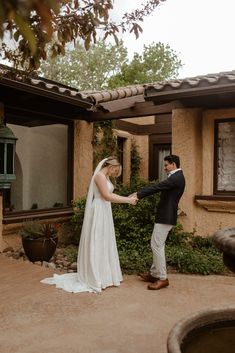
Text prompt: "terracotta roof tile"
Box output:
[[82, 85, 145, 104], [3, 64, 235, 108], [144, 71, 235, 94]]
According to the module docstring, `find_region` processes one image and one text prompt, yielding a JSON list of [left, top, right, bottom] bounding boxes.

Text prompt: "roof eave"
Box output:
[[0, 77, 93, 110], [145, 82, 235, 104]]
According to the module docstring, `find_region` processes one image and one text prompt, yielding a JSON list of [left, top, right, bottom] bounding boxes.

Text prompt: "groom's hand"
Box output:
[[128, 192, 138, 198], [128, 192, 138, 205]]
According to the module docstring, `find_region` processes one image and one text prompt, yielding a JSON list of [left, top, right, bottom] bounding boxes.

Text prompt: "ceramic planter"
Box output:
[[22, 236, 58, 262]]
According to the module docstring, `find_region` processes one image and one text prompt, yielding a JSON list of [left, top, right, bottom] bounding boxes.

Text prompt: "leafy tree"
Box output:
[[40, 40, 182, 90], [0, 0, 166, 71], [108, 42, 182, 87], [39, 40, 127, 90]]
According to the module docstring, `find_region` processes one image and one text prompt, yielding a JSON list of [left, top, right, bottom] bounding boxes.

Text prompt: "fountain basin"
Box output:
[[167, 307, 235, 353]]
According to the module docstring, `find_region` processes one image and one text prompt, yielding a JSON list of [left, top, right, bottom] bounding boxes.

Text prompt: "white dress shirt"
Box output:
[[168, 168, 182, 177]]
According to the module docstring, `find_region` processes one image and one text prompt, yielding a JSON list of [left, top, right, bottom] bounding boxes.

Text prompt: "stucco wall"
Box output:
[[172, 108, 235, 236], [134, 135, 149, 180]]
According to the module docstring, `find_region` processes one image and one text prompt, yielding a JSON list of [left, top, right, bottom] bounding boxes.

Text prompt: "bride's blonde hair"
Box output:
[[101, 156, 122, 177]]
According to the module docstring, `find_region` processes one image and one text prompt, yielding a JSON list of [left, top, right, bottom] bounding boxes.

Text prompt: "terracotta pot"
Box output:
[[22, 236, 58, 262], [167, 306, 235, 353]]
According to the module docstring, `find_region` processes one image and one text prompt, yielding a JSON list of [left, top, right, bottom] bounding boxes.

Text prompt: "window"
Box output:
[[149, 143, 171, 181], [214, 119, 235, 194], [4, 123, 73, 213]]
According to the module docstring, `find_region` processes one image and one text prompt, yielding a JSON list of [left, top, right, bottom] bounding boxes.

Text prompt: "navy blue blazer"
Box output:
[[137, 170, 185, 226]]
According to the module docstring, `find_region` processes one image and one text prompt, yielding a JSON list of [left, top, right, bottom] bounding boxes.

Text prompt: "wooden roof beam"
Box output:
[[84, 100, 183, 122]]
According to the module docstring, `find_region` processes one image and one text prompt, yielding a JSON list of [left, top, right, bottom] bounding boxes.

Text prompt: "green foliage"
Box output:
[[130, 140, 142, 181], [39, 40, 128, 91], [69, 198, 86, 246], [69, 179, 225, 276], [39, 40, 182, 91], [108, 42, 183, 88], [1, 1, 164, 71], [92, 122, 142, 181], [20, 221, 59, 240], [92, 120, 118, 167], [64, 246, 78, 263], [166, 228, 225, 275]]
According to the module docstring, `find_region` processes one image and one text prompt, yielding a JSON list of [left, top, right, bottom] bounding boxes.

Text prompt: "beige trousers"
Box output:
[[150, 223, 173, 280]]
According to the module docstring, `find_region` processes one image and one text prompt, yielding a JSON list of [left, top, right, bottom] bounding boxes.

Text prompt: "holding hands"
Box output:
[[128, 192, 138, 205]]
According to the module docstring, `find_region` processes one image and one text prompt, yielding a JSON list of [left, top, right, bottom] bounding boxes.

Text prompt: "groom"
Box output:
[[136, 155, 185, 290]]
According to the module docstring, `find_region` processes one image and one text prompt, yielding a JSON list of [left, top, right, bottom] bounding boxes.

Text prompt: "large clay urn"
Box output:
[[167, 227, 235, 353], [213, 227, 235, 272]]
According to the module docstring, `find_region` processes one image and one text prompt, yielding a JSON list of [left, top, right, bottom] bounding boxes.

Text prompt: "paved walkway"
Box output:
[[1, 254, 235, 353]]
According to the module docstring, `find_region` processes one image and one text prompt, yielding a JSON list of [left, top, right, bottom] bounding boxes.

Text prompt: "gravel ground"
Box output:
[[2, 244, 78, 272]]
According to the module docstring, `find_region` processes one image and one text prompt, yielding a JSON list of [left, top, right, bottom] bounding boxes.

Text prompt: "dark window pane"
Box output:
[[0, 143, 5, 173], [7, 144, 13, 174]]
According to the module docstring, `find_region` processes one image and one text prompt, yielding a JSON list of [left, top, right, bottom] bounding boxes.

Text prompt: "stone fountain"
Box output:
[[167, 227, 235, 353]]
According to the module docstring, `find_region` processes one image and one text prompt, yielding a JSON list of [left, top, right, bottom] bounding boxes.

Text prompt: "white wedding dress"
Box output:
[[41, 159, 123, 293]]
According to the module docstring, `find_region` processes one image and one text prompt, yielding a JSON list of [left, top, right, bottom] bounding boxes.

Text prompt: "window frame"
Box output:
[[3, 122, 74, 223], [149, 140, 171, 181], [214, 118, 235, 196]]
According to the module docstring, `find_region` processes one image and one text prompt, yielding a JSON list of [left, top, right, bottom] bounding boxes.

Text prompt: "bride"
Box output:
[[41, 156, 137, 293]]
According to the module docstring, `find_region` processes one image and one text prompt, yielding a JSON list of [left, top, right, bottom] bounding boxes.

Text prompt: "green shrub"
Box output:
[[64, 246, 77, 263], [112, 180, 159, 273], [20, 221, 59, 240], [166, 228, 225, 275], [69, 179, 225, 276], [69, 198, 86, 245]]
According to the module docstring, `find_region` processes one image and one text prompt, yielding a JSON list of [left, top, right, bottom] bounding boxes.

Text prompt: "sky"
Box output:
[[110, 0, 235, 79]]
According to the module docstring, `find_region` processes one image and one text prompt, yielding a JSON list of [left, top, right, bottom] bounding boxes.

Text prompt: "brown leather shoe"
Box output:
[[147, 279, 169, 290], [138, 272, 159, 283]]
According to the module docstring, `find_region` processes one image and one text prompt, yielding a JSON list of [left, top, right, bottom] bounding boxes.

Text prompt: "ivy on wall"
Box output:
[[130, 140, 141, 182], [92, 120, 117, 167], [92, 119, 142, 183]]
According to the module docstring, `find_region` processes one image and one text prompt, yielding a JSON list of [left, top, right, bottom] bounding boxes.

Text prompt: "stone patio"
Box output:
[[1, 254, 235, 353]]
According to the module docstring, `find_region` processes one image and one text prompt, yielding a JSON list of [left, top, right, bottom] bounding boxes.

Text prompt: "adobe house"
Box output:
[[144, 72, 235, 235], [0, 65, 234, 250], [0, 65, 160, 250], [87, 72, 235, 236], [0, 65, 94, 250]]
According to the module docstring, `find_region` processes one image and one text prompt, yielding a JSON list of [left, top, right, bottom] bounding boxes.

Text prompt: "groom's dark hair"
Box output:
[[164, 155, 180, 168]]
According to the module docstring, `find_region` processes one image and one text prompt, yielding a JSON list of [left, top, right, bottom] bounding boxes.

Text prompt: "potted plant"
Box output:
[[20, 221, 59, 262]]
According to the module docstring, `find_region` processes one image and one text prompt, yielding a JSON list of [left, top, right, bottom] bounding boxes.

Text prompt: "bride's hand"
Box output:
[[128, 195, 138, 205]]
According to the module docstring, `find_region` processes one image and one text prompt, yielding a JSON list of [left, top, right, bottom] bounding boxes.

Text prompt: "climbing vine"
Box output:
[[92, 120, 142, 183], [130, 140, 142, 182], [92, 120, 118, 167]]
